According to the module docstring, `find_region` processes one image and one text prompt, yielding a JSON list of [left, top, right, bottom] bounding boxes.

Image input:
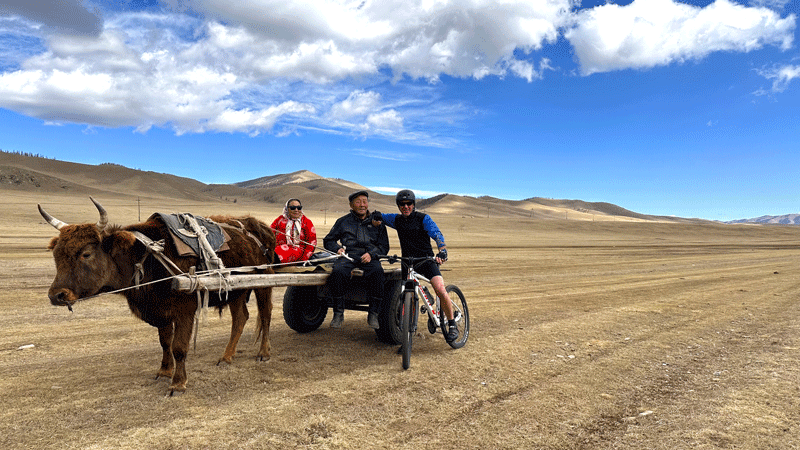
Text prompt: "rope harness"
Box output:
[[131, 213, 233, 350], [125, 215, 339, 350]]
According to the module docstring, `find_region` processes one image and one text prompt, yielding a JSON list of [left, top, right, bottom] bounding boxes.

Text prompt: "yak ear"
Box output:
[[47, 236, 58, 251], [101, 230, 138, 254]]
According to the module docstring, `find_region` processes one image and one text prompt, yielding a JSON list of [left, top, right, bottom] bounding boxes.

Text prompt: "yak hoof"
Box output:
[[256, 354, 271, 362], [216, 357, 233, 366], [166, 387, 186, 397]]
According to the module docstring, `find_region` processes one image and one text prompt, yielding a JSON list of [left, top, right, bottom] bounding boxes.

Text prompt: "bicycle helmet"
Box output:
[[395, 189, 416, 206]]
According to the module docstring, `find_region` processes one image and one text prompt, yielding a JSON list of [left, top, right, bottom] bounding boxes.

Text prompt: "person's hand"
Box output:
[[361, 253, 372, 263], [436, 248, 448, 263], [337, 247, 345, 256], [370, 210, 382, 226]]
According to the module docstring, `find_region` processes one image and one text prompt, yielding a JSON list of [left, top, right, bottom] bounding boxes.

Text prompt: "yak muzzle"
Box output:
[[48, 287, 78, 309]]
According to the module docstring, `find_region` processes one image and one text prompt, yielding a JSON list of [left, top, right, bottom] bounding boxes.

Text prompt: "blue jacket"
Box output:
[[380, 211, 445, 257]]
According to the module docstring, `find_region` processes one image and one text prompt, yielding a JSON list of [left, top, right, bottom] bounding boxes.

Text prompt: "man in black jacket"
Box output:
[[323, 190, 389, 329]]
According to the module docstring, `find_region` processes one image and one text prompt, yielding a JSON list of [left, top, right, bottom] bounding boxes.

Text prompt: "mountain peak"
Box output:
[[234, 170, 324, 189], [726, 214, 800, 225]]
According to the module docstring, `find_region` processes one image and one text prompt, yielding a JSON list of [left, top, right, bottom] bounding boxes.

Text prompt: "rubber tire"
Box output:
[[400, 290, 414, 370], [444, 285, 469, 349], [283, 285, 327, 333], [376, 280, 404, 345]]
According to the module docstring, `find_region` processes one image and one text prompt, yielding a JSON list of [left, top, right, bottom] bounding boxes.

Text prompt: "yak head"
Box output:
[[39, 197, 137, 309]]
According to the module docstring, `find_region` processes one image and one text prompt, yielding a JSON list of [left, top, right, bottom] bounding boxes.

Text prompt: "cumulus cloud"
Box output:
[[329, 91, 383, 120], [565, 0, 796, 75], [0, 0, 796, 143], [0, 0, 102, 36], [184, 0, 571, 81]]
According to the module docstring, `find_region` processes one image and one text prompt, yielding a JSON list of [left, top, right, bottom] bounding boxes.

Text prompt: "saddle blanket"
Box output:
[[150, 213, 229, 257]]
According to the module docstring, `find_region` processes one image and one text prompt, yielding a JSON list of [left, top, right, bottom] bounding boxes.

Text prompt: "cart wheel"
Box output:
[[376, 280, 404, 345], [283, 285, 327, 333]]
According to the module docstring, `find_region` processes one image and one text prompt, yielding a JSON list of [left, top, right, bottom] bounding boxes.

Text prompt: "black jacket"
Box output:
[[323, 210, 389, 260]]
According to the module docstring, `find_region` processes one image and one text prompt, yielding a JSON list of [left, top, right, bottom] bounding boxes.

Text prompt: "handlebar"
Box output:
[[378, 255, 436, 266]]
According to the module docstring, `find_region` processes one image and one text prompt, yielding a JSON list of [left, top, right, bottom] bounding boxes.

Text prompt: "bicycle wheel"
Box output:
[[444, 285, 469, 349], [400, 290, 415, 370]]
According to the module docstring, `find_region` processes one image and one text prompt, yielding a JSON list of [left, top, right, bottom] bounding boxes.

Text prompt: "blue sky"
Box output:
[[0, 0, 798, 221]]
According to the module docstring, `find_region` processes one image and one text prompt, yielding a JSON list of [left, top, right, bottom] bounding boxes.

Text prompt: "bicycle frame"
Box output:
[[401, 267, 443, 331], [380, 253, 469, 369]]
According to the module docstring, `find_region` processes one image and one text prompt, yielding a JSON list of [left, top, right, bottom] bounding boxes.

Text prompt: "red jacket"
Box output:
[[271, 214, 317, 263]]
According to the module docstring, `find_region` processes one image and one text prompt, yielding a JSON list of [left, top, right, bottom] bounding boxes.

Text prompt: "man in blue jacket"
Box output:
[[323, 190, 389, 329], [372, 189, 459, 343]]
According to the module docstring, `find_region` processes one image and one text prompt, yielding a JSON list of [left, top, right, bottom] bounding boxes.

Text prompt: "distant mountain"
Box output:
[[0, 150, 702, 222], [234, 170, 367, 192], [726, 214, 800, 225]]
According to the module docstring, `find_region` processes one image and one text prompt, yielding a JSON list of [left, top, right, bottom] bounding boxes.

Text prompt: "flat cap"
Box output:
[[348, 190, 369, 202]]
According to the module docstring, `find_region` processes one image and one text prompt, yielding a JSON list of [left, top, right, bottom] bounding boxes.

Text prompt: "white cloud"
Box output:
[[351, 149, 416, 161], [565, 0, 796, 75], [365, 109, 403, 132], [369, 186, 448, 198], [0, 0, 102, 36], [185, 0, 570, 81], [749, 0, 793, 11], [370, 186, 482, 198], [0, 0, 796, 143], [756, 63, 800, 93], [205, 101, 316, 136], [329, 90, 382, 120]]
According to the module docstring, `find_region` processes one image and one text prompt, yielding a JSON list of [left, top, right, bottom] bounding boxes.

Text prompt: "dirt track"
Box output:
[[1, 196, 799, 449]]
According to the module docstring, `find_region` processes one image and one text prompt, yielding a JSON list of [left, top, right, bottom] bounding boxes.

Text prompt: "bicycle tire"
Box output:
[[401, 290, 414, 370], [444, 285, 469, 349]]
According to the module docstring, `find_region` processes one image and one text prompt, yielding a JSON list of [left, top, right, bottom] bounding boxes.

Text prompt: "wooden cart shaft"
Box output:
[[172, 272, 330, 292]]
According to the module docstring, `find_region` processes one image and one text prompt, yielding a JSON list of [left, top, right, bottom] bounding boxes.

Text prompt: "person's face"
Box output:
[[350, 195, 369, 218], [398, 201, 414, 217], [287, 201, 302, 219]]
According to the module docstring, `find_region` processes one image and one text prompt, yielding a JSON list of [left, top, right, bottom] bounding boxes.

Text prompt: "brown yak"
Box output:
[[38, 197, 276, 395]]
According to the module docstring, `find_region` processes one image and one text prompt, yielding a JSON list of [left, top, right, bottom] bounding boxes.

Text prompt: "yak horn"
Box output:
[[90, 197, 108, 230], [38, 204, 68, 230]]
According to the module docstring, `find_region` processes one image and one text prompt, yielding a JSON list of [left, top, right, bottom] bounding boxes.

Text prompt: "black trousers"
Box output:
[[327, 256, 384, 300]]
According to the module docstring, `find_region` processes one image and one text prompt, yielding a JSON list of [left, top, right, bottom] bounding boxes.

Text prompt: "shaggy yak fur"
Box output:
[[39, 198, 276, 395]]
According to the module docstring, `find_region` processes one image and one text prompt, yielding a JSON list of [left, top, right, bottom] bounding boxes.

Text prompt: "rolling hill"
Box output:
[[1, 150, 699, 222]]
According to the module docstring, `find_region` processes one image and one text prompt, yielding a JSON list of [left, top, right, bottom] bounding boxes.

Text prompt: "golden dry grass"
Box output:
[[1, 191, 799, 449]]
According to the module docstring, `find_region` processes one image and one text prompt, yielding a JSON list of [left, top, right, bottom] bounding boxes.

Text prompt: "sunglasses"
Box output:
[[288, 205, 302, 211], [399, 202, 414, 207]]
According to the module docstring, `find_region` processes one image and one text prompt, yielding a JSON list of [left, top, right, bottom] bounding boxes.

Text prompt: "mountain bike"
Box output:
[[380, 255, 469, 369]]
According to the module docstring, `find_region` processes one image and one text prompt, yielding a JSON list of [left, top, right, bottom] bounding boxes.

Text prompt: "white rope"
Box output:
[[66, 242, 356, 310]]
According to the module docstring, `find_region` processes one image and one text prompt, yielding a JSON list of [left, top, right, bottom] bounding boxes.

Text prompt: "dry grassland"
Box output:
[[1, 192, 799, 449]]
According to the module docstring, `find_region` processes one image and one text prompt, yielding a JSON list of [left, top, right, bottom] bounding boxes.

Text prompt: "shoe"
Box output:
[[330, 311, 344, 328], [367, 311, 379, 329], [445, 321, 459, 343]]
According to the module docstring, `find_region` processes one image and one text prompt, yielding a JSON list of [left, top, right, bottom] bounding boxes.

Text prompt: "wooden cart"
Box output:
[[171, 261, 406, 345]]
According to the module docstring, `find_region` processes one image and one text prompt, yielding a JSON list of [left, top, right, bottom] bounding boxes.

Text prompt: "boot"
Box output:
[[367, 297, 381, 329], [330, 297, 344, 328]]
